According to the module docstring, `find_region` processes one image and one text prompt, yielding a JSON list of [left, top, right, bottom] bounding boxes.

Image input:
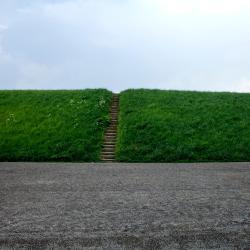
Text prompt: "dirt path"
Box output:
[[0, 162, 250, 249]]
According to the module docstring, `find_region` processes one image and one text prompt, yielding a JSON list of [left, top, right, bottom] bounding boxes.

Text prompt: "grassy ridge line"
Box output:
[[0, 89, 112, 162], [117, 89, 250, 162]]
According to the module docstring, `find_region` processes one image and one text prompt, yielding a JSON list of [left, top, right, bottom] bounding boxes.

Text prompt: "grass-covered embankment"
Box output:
[[117, 89, 250, 162], [0, 89, 112, 162]]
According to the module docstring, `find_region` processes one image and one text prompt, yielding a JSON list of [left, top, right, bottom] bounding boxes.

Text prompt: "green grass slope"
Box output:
[[117, 89, 250, 162], [0, 89, 112, 162]]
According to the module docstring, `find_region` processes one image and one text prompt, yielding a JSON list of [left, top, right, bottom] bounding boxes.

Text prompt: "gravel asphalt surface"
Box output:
[[0, 162, 250, 249]]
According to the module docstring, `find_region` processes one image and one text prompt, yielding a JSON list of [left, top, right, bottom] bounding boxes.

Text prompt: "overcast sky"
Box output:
[[0, 0, 250, 92]]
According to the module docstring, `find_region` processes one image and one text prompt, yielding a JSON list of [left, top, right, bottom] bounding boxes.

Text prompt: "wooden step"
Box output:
[[102, 152, 115, 155], [106, 127, 117, 130], [103, 145, 115, 148], [103, 140, 116, 143], [101, 93, 120, 162], [102, 155, 115, 157], [103, 145, 116, 148], [105, 134, 116, 137], [103, 146, 115, 149], [103, 142, 116, 146], [102, 154, 115, 157], [106, 131, 117, 134], [105, 135, 116, 138], [104, 136, 116, 140], [104, 138, 116, 142], [102, 149, 115, 152], [107, 128, 117, 131], [102, 150, 115, 154]]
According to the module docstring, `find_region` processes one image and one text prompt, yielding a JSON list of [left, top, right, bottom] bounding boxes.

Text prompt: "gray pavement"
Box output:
[[0, 162, 250, 249]]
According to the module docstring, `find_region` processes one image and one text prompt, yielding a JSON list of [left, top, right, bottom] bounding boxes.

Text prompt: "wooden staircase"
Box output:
[[101, 94, 119, 162]]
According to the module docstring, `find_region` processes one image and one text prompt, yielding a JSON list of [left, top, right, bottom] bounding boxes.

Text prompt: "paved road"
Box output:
[[0, 162, 250, 249]]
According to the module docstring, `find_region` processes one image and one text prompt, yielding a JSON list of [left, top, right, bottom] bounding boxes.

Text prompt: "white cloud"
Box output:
[[154, 0, 250, 15], [232, 78, 250, 93], [0, 24, 10, 62], [0, 0, 250, 92], [16, 61, 62, 89], [0, 24, 8, 30]]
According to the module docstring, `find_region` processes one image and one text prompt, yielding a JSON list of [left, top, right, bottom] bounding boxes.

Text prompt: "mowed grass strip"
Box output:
[[0, 89, 112, 162], [117, 89, 250, 162]]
